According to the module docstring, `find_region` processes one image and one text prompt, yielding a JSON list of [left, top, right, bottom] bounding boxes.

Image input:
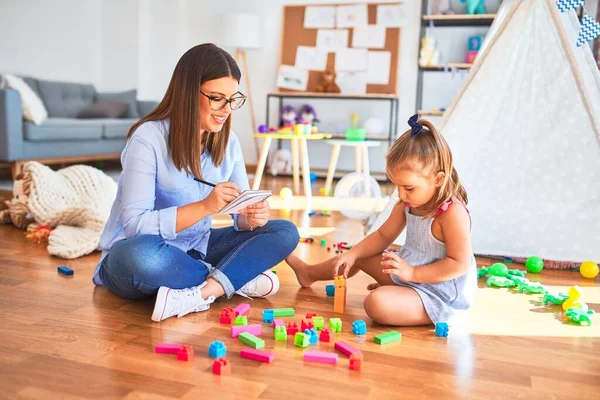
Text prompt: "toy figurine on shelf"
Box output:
[[297, 105, 318, 125], [460, 0, 487, 15], [281, 105, 297, 128], [314, 70, 341, 93], [431, 0, 454, 14], [419, 35, 440, 67]]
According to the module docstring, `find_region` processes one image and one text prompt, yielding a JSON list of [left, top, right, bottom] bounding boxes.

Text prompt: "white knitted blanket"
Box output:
[[23, 161, 117, 259]]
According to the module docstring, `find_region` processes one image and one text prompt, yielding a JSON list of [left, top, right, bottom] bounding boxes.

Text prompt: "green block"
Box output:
[[273, 308, 295, 317], [238, 332, 265, 349], [374, 330, 402, 345], [294, 332, 310, 348], [329, 318, 342, 333], [274, 326, 287, 341], [320, 239, 326, 247], [312, 316, 324, 331], [234, 316, 248, 326]]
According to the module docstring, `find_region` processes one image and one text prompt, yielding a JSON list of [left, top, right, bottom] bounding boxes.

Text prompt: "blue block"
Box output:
[[58, 266, 73, 276], [263, 309, 274, 323], [435, 322, 449, 337], [308, 211, 316, 217], [325, 284, 335, 297], [208, 340, 226, 358], [305, 328, 318, 344], [468, 35, 484, 51], [352, 320, 367, 335]]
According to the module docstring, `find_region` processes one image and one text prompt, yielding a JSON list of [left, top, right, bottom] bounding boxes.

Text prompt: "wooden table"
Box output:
[[253, 133, 332, 199]]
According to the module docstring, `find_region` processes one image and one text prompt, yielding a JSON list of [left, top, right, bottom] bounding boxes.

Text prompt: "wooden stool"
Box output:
[[324, 139, 381, 195]]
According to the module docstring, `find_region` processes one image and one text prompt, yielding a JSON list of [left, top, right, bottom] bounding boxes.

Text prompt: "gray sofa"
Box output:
[[0, 76, 157, 178]]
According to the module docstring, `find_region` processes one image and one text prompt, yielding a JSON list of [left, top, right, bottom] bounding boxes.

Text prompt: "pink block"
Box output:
[[272, 319, 285, 327], [240, 347, 275, 363], [235, 303, 250, 316], [154, 343, 183, 354], [303, 350, 338, 365], [231, 324, 262, 338], [334, 341, 360, 357]]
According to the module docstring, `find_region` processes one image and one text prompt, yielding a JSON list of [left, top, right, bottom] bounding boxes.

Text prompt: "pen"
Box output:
[[193, 177, 216, 187]]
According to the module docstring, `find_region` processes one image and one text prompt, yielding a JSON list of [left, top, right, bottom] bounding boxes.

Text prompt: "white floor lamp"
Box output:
[[223, 13, 261, 160]]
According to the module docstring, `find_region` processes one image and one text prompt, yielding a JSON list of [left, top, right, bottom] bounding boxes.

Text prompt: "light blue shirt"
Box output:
[[92, 118, 250, 285]]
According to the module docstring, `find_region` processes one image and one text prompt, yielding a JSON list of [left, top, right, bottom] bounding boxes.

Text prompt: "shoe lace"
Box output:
[[174, 286, 215, 318]]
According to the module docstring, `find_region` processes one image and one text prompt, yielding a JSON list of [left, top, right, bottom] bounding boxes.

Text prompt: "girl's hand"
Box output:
[[203, 182, 241, 214], [381, 252, 414, 282], [332, 252, 357, 278], [239, 201, 270, 228]]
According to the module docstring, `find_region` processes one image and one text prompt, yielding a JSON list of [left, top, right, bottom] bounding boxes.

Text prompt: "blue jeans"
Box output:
[[98, 220, 299, 300]]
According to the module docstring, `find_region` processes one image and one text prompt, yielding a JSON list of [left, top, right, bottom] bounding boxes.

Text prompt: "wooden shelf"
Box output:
[[420, 63, 473, 71], [267, 91, 399, 100], [417, 110, 444, 116], [422, 13, 496, 26]]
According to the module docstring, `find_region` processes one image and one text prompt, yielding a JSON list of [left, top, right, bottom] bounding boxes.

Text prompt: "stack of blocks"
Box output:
[[301, 319, 314, 331], [333, 275, 347, 313]]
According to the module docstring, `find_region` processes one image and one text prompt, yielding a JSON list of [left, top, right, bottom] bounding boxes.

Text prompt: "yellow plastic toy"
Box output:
[[562, 285, 584, 312], [279, 187, 293, 200], [580, 261, 599, 279]]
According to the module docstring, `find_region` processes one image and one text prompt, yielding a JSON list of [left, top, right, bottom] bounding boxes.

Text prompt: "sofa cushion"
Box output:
[[96, 89, 140, 119], [36, 79, 96, 118], [2, 74, 48, 125], [77, 101, 129, 119], [23, 118, 103, 141], [102, 119, 137, 139]]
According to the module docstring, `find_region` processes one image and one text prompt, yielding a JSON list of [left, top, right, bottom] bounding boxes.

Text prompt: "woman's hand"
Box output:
[[332, 252, 358, 279], [203, 182, 241, 215], [239, 201, 270, 228], [381, 252, 414, 282]]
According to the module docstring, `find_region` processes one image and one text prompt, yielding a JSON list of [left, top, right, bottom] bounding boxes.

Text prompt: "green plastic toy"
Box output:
[[564, 306, 595, 325], [542, 292, 569, 305], [274, 326, 287, 341], [329, 318, 342, 333], [489, 263, 509, 277], [238, 332, 265, 349], [477, 267, 489, 278], [525, 256, 544, 273], [486, 276, 516, 288], [312, 316, 324, 331], [294, 332, 310, 347], [234, 316, 248, 326], [506, 268, 527, 277], [517, 281, 546, 294], [505, 275, 529, 286]]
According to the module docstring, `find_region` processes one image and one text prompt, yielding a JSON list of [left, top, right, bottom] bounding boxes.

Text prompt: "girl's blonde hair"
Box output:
[[386, 117, 468, 217]]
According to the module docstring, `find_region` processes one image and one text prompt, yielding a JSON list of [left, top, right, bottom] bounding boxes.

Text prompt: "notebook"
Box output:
[[219, 190, 272, 214]]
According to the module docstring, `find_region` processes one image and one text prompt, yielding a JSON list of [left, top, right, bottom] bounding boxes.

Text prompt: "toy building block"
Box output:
[[334, 341, 360, 357], [234, 316, 248, 326], [374, 330, 401, 345], [176, 344, 194, 361], [155, 343, 183, 354], [325, 284, 335, 296], [234, 303, 250, 316], [306, 312, 317, 319], [273, 308, 295, 317], [303, 350, 338, 365], [352, 320, 367, 335], [320, 328, 332, 342], [263, 309, 274, 323], [272, 319, 285, 327], [294, 332, 310, 348], [274, 326, 287, 341], [301, 319, 314, 331], [333, 275, 347, 313], [435, 322, 449, 337], [305, 328, 318, 344], [312, 316, 324, 331], [58, 266, 73, 276], [287, 322, 299, 336], [208, 341, 226, 358], [220, 307, 236, 324], [212, 358, 231, 375], [329, 318, 342, 333], [231, 324, 262, 338], [320, 239, 326, 247], [240, 348, 275, 363], [349, 353, 363, 370], [238, 332, 265, 349]]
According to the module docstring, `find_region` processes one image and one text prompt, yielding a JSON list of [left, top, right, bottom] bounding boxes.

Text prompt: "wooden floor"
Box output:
[[0, 176, 599, 399]]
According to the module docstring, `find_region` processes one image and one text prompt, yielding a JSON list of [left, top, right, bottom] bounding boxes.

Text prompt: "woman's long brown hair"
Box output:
[[127, 43, 241, 179], [387, 118, 468, 217]]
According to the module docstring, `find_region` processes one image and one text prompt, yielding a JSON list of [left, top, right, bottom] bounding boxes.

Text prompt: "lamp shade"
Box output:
[[222, 13, 261, 49]]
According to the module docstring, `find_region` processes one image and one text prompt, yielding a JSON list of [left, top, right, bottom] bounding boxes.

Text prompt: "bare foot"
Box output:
[[367, 282, 381, 291], [285, 254, 315, 288]]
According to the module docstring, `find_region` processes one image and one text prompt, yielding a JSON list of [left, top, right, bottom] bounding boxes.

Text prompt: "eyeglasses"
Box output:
[[200, 90, 247, 111]]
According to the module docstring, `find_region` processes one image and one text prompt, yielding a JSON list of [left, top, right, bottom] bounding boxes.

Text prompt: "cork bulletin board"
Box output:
[[278, 3, 402, 95]]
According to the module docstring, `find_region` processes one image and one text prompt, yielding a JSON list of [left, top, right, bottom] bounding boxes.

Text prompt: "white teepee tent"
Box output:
[[368, 0, 600, 263]]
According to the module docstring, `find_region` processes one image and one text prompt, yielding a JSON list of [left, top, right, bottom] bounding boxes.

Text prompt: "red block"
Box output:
[[305, 312, 317, 319], [176, 345, 194, 361], [212, 358, 231, 375], [349, 353, 363, 370], [301, 319, 314, 331], [287, 322, 299, 336], [320, 328, 332, 342], [220, 307, 235, 324]]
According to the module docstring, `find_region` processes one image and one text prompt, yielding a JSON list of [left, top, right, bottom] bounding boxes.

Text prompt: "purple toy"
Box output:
[[298, 104, 318, 125], [258, 124, 268, 133], [281, 105, 297, 127]]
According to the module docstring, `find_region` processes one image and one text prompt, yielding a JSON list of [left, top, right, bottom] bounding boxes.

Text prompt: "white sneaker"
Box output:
[[235, 270, 280, 298], [151, 281, 216, 322]]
